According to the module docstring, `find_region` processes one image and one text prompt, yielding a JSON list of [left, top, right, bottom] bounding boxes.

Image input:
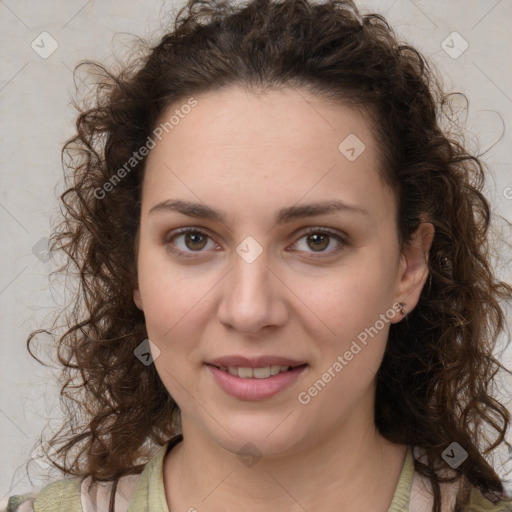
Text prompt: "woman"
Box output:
[[5, 0, 512, 510]]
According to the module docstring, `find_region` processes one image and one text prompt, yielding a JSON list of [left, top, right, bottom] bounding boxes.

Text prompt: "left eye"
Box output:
[[291, 229, 345, 255], [167, 229, 217, 253]]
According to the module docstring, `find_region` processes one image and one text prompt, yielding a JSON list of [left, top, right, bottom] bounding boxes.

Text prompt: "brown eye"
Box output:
[[184, 231, 208, 251], [290, 228, 347, 257], [306, 232, 330, 251], [165, 228, 217, 256]]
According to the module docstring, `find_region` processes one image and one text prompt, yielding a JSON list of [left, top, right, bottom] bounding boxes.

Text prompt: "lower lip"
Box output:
[[206, 364, 308, 400]]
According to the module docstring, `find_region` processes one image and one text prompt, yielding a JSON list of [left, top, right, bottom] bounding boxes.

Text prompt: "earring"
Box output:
[[398, 302, 407, 317]]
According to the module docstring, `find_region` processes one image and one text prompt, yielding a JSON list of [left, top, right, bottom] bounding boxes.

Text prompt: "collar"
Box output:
[[127, 437, 414, 512], [127, 433, 183, 512]]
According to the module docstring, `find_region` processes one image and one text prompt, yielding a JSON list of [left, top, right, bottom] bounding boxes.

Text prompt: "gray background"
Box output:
[[1, 0, 511, 504]]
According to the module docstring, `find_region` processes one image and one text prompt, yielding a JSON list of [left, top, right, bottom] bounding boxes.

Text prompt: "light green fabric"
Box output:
[[33, 476, 82, 512], [467, 488, 512, 512], [126, 442, 170, 512], [5, 441, 511, 511], [387, 446, 414, 512], [385, 448, 511, 512]]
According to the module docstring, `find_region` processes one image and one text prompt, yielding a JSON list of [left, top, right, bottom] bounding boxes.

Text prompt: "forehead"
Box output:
[[141, 86, 395, 224]]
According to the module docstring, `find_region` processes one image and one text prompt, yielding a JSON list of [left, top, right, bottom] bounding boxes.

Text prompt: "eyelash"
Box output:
[[164, 226, 348, 259]]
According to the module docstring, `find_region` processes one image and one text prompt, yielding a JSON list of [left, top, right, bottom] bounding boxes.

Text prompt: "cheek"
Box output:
[[140, 279, 206, 356], [137, 245, 214, 335], [297, 251, 397, 402], [140, 272, 207, 403], [298, 284, 391, 423], [305, 262, 396, 340]]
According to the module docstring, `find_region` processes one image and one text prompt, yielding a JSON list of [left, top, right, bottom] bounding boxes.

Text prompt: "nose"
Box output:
[[216, 247, 288, 335]]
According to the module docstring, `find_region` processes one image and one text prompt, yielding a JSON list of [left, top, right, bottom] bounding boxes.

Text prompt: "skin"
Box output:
[[133, 85, 434, 511]]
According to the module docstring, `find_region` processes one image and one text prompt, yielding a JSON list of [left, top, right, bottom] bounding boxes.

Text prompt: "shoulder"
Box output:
[[3, 438, 177, 512], [409, 449, 512, 512], [467, 486, 512, 512], [3, 476, 83, 512], [80, 472, 141, 512], [3, 472, 142, 512], [410, 474, 511, 512]]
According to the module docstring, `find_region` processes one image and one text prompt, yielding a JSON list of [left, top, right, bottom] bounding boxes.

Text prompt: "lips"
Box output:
[[204, 355, 309, 399], [207, 355, 307, 369], [206, 362, 308, 400]]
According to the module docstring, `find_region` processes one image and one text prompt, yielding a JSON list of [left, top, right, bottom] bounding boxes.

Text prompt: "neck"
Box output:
[[163, 411, 408, 511]]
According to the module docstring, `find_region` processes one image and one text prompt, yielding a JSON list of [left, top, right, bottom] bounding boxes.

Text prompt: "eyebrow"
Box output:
[[148, 199, 368, 225]]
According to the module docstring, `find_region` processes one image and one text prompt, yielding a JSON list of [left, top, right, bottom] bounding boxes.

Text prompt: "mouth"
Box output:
[[205, 357, 309, 400], [206, 363, 307, 379]]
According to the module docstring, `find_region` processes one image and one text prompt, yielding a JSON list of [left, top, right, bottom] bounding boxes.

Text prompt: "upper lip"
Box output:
[[206, 355, 307, 368]]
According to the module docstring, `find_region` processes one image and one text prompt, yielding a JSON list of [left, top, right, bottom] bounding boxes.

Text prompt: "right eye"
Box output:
[[165, 227, 220, 257]]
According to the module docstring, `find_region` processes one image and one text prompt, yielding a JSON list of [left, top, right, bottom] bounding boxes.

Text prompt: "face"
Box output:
[[133, 86, 431, 457]]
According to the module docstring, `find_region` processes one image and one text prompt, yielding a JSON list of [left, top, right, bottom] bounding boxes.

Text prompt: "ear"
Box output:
[[390, 222, 435, 324], [133, 286, 144, 311]]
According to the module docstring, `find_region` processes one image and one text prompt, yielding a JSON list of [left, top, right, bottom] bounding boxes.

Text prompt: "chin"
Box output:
[[204, 412, 310, 460]]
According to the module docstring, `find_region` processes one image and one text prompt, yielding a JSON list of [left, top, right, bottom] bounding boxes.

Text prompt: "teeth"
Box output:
[[221, 365, 293, 378], [270, 365, 281, 375], [253, 366, 271, 378], [238, 367, 253, 378]]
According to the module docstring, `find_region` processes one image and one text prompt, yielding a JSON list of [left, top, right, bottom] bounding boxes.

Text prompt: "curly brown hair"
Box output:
[[26, 0, 512, 511]]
